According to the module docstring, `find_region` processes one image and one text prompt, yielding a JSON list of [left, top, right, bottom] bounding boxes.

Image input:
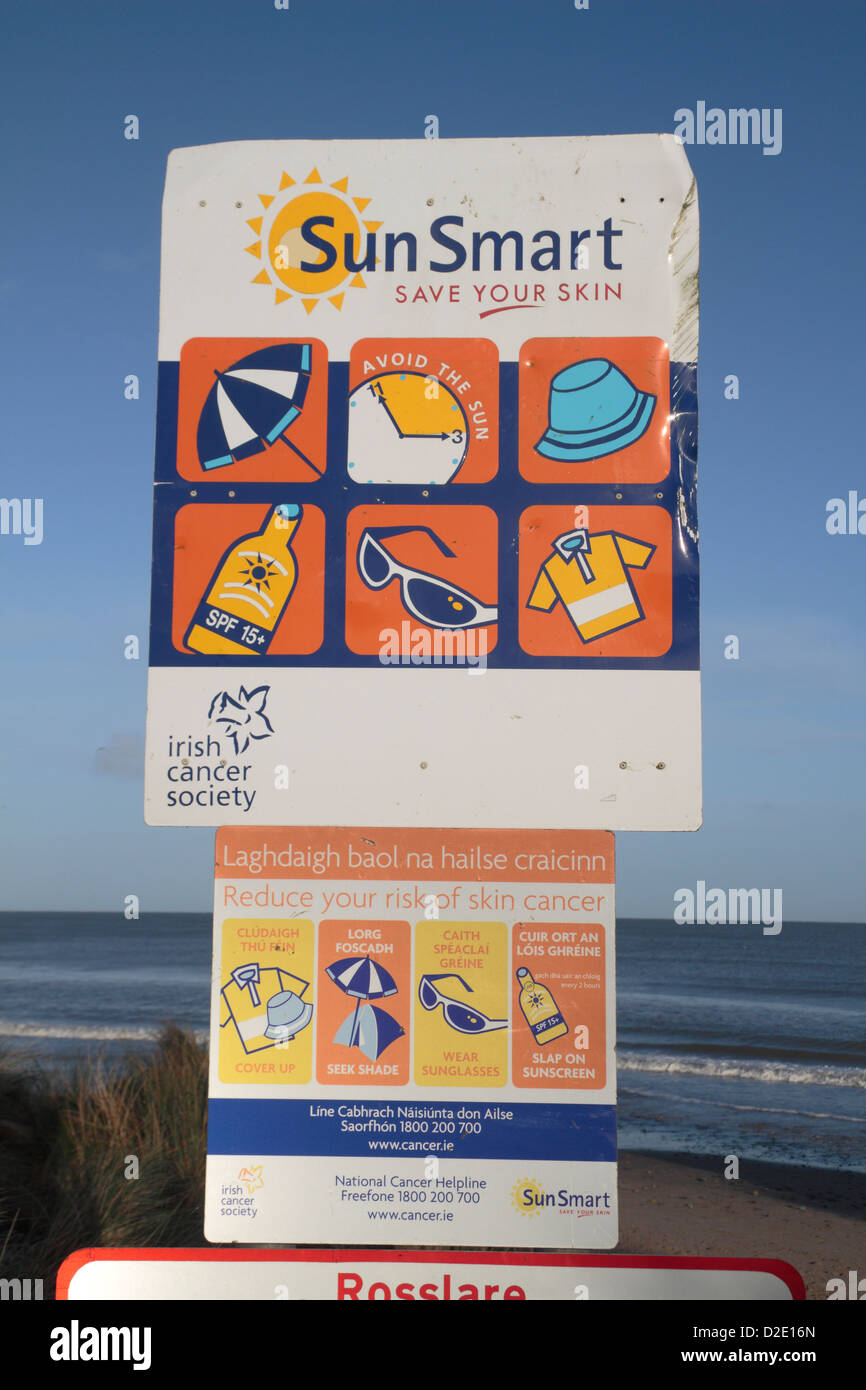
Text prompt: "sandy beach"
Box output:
[[615, 1150, 866, 1301]]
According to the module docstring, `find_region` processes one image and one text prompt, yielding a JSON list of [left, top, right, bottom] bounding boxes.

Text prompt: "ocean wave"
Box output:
[[0, 1021, 208, 1043], [618, 989, 864, 1019], [620, 1084, 866, 1124], [617, 1049, 866, 1089]]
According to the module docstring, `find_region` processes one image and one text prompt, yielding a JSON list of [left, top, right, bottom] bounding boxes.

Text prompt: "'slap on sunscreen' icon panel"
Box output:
[[511, 923, 606, 1090]]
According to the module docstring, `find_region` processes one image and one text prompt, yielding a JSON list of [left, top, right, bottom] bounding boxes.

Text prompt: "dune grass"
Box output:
[[0, 1026, 208, 1297]]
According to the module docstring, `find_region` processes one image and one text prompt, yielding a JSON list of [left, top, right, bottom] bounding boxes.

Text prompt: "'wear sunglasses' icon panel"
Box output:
[[414, 922, 508, 1089], [346, 506, 499, 659]]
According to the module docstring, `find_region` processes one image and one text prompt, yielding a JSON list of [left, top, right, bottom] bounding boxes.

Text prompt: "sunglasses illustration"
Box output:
[[418, 973, 508, 1035], [357, 526, 498, 631]]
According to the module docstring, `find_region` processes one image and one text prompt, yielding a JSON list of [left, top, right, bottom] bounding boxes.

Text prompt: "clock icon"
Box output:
[[347, 370, 469, 484]]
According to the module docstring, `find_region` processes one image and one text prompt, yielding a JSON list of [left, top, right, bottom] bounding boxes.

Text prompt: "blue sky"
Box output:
[[0, 0, 863, 917]]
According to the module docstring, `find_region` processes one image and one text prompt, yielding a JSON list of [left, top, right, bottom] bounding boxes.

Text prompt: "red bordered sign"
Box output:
[[57, 1249, 804, 1301]]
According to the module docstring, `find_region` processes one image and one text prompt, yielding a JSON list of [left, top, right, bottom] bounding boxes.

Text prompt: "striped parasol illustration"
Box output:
[[325, 954, 403, 1061], [196, 342, 322, 475]]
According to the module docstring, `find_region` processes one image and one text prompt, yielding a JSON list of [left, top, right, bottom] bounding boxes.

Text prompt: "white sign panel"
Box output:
[[58, 1250, 802, 1301], [144, 134, 700, 830], [204, 827, 616, 1248]]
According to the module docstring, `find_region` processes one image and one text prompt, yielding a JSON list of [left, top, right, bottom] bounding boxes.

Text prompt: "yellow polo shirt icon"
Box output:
[[527, 528, 654, 642]]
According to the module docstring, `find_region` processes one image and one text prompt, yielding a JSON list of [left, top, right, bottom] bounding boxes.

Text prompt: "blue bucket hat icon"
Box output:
[[263, 989, 313, 1042], [535, 358, 657, 462]]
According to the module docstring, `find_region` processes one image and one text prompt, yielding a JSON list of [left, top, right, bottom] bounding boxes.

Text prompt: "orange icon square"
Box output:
[[176, 337, 328, 483], [345, 505, 499, 660], [518, 337, 670, 485], [171, 502, 325, 657], [348, 338, 498, 485], [519, 504, 672, 659], [511, 924, 606, 1090], [316, 922, 410, 1086]]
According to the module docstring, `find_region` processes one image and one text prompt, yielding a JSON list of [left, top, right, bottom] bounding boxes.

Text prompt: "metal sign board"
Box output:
[[205, 827, 616, 1248], [58, 1250, 803, 1301], [144, 134, 700, 830]]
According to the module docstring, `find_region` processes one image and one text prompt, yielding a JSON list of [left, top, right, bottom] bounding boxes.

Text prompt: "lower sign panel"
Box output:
[[57, 1250, 803, 1301], [205, 827, 616, 1247]]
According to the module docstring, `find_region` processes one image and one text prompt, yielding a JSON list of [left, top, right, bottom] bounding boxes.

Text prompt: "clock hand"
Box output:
[[400, 431, 451, 440], [369, 382, 404, 438]]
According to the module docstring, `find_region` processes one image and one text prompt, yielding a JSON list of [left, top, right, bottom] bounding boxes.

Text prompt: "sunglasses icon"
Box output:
[[418, 973, 508, 1035], [357, 526, 498, 631]]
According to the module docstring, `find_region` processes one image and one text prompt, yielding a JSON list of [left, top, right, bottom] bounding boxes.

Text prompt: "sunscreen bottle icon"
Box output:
[[516, 966, 568, 1046], [185, 503, 302, 655]]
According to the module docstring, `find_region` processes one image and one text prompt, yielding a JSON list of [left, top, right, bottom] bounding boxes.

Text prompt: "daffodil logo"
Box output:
[[238, 1165, 264, 1195], [208, 686, 274, 756], [511, 1177, 546, 1217], [246, 168, 380, 314]]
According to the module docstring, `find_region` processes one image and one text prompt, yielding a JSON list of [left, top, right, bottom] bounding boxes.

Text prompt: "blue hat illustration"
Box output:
[[263, 989, 313, 1042], [535, 358, 656, 462]]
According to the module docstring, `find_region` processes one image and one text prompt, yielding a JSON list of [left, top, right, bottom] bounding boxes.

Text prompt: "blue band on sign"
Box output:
[[207, 1099, 617, 1161], [530, 1012, 566, 1038], [191, 601, 270, 651]]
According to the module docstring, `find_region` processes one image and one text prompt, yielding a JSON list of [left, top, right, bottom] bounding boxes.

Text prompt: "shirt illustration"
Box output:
[[527, 529, 655, 641], [220, 964, 311, 1053]]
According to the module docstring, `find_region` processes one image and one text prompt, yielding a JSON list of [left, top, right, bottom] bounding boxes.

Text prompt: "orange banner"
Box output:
[[216, 828, 613, 883]]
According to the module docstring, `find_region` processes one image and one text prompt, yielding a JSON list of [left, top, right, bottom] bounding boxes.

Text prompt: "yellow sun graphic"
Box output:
[[246, 168, 380, 314], [511, 1177, 546, 1217]]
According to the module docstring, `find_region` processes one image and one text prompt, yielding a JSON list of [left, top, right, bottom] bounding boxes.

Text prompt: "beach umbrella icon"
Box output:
[[350, 1004, 404, 1062], [197, 343, 323, 476], [326, 955, 404, 1061]]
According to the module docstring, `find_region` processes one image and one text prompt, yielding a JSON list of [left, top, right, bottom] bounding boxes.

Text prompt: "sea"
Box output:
[[0, 914, 863, 1174]]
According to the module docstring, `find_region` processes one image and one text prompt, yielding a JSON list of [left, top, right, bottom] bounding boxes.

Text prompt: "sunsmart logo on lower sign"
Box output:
[[512, 1178, 612, 1217]]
